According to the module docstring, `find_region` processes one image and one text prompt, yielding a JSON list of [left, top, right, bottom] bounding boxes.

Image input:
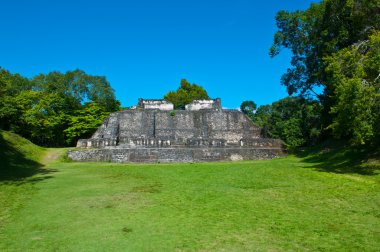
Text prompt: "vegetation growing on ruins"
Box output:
[[0, 130, 379, 251], [239, 100, 257, 119], [164, 79, 209, 110]]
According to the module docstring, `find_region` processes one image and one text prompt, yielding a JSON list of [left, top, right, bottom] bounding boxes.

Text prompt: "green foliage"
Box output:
[[271, 0, 380, 146], [0, 68, 120, 147], [240, 100, 257, 119], [12, 90, 68, 146], [255, 97, 322, 148], [64, 102, 111, 145], [164, 79, 209, 109], [32, 69, 120, 112], [325, 32, 380, 145], [0, 67, 32, 95], [0, 95, 18, 130], [0, 68, 32, 129], [0, 68, 11, 98], [271, 0, 380, 97]]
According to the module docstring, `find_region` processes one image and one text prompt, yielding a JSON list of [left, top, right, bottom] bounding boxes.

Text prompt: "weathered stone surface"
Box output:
[[68, 147, 284, 163], [137, 98, 174, 110], [69, 99, 285, 163], [185, 98, 221, 111], [80, 109, 262, 146]]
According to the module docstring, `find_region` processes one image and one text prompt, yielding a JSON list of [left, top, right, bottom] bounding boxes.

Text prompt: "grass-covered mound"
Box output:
[[0, 132, 379, 251], [0, 130, 46, 181], [295, 140, 380, 175], [0, 131, 50, 236]]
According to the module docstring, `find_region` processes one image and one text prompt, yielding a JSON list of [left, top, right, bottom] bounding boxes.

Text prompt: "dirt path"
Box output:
[[41, 148, 67, 165]]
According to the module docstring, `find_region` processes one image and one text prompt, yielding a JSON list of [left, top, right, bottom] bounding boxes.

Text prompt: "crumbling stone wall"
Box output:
[[185, 98, 221, 111], [78, 109, 262, 148], [68, 147, 284, 163], [137, 98, 174, 110]]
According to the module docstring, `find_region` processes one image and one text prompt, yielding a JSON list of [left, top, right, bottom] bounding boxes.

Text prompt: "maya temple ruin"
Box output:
[[68, 98, 284, 163]]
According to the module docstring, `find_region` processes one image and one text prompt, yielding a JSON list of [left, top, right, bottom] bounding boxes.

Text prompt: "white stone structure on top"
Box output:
[[138, 98, 174, 110], [185, 98, 221, 111]]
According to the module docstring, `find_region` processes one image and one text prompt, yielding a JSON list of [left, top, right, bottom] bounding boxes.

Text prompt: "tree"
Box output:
[[255, 97, 322, 148], [164, 79, 209, 109], [64, 102, 111, 145], [29, 70, 121, 146], [240, 100, 257, 120], [270, 0, 380, 146], [12, 90, 68, 146], [255, 105, 272, 137], [0, 69, 12, 129], [270, 0, 380, 98], [0, 68, 32, 129], [0, 68, 121, 146], [32, 69, 120, 112], [325, 32, 380, 145]]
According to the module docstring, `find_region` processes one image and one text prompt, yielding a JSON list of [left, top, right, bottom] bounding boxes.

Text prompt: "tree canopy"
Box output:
[[270, 0, 380, 98], [240, 100, 257, 120], [32, 69, 120, 112], [247, 97, 321, 148], [0, 68, 120, 146], [164, 79, 209, 109], [325, 32, 380, 145], [271, 0, 380, 146]]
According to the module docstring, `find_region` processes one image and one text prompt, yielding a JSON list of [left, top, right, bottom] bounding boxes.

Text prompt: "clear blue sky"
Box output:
[[0, 0, 318, 108]]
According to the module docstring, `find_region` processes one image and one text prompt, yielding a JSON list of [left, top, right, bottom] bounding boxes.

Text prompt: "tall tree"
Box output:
[[12, 90, 68, 146], [0, 68, 121, 146], [325, 32, 380, 145], [32, 69, 120, 112], [270, 0, 380, 98], [64, 102, 111, 146], [164, 79, 209, 109], [270, 0, 380, 145], [0, 68, 32, 129]]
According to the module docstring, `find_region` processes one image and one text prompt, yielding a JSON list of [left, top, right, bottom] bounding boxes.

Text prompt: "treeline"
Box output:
[[244, 0, 379, 149], [240, 98, 322, 149], [0, 68, 120, 146]]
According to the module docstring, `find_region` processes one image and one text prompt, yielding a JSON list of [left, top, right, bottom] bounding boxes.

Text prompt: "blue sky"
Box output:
[[0, 0, 318, 108]]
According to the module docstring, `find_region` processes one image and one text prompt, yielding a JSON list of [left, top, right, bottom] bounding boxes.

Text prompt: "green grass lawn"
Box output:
[[1, 131, 379, 251]]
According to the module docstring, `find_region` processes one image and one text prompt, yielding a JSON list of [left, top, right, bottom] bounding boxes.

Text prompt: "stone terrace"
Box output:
[[68, 99, 284, 163]]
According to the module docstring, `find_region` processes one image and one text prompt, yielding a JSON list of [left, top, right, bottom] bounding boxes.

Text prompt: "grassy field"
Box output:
[[0, 131, 379, 251]]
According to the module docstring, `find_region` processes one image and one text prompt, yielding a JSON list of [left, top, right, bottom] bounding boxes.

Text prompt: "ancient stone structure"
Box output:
[[185, 98, 221, 111], [68, 98, 284, 163], [137, 98, 174, 110]]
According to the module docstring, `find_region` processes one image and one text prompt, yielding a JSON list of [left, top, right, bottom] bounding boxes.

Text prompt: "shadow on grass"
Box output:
[[0, 133, 56, 183], [295, 141, 380, 175]]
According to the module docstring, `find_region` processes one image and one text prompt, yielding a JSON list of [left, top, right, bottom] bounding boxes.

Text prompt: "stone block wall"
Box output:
[[68, 147, 284, 163], [85, 109, 262, 147], [71, 102, 285, 163], [137, 98, 174, 110], [185, 98, 222, 111]]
